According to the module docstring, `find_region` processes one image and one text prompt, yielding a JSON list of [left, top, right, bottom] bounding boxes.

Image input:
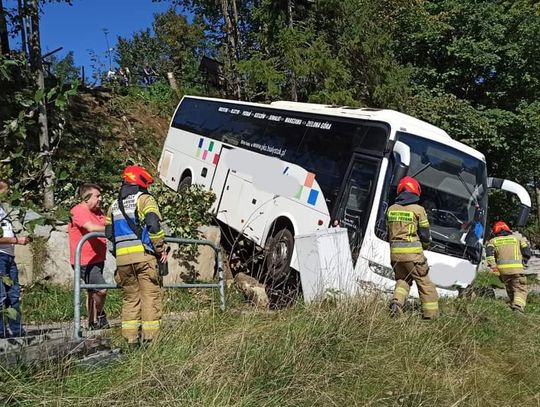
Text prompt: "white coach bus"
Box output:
[[158, 96, 531, 298]]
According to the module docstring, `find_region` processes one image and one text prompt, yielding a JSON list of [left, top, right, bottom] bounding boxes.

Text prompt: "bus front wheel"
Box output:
[[264, 228, 294, 283], [260, 228, 301, 308]]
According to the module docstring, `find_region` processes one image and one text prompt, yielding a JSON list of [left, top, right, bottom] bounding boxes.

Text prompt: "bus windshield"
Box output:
[[394, 132, 488, 262]]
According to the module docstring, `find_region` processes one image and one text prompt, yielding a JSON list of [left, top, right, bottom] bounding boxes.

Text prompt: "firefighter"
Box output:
[[486, 221, 531, 313], [387, 176, 439, 319], [105, 165, 168, 344]]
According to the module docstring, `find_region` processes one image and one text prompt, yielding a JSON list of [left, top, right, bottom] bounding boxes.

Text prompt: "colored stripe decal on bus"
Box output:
[[196, 138, 219, 166], [307, 189, 319, 205], [295, 172, 319, 206], [304, 172, 315, 188]]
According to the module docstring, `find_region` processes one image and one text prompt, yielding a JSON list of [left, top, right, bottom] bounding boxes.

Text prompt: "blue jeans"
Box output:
[[0, 252, 23, 337]]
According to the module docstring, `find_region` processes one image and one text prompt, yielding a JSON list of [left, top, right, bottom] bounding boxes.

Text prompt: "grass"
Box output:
[[4, 287, 540, 406], [21, 282, 246, 324], [471, 270, 505, 289]]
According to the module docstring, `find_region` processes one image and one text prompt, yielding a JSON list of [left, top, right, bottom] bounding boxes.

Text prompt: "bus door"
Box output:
[[210, 145, 235, 216], [334, 155, 381, 263]]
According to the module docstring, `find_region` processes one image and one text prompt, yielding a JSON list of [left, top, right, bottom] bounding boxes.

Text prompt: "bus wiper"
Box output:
[[410, 158, 431, 178], [456, 168, 478, 207]]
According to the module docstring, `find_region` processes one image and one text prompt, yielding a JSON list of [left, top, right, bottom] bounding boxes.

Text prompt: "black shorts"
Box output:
[[80, 262, 106, 292]]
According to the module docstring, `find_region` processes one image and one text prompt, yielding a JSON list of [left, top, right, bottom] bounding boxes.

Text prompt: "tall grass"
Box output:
[[4, 292, 540, 406], [20, 282, 245, 324]]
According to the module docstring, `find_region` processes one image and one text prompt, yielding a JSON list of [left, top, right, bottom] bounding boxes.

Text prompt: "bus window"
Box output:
[[296, 121, 374, 212], [172, 98, 203, 134], [256, 119, 307, 161]]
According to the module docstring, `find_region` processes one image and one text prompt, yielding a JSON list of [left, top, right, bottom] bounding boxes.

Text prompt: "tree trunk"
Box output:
[[287, 0, 298, 102], [24, 0, 31, 58], [220, 0, 241, 99], [0, 0, 10, 55], [28, 0, 54, 210], [230, 0, 240, 60], [166, 72, 179, 95], [229, 0, 242, 98], [17, 0, 27, 58]]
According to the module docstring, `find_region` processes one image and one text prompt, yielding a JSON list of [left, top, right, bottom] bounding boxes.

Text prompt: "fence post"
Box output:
[[73, 231, 102, 339], [73, 234, 225, 339]]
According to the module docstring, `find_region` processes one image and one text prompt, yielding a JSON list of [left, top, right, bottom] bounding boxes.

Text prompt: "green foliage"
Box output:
[[522, 222, 540, 249], [116, 8, 208, 90], [149, 181, 215, 240], [0, 163, 13, 181], [117, 80, 181, 117], [0, 53, 79, 210], [116, 29, 161, 83], [48, 51, 80, 84]]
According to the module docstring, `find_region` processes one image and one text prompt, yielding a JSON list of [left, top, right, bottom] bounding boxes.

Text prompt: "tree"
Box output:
[[27, 0, 54, 210], [49, 51, 79, 84], [117, 29, 161, 82], [0, 0, 10, 55], [391, 0, 540, 225], [116, 10, 207, 91], [0, 0, 77, 211], [153, 9, 206, 86]]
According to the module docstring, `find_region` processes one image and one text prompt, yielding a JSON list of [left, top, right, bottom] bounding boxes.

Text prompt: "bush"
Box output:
[[522, 222, 540, 249]]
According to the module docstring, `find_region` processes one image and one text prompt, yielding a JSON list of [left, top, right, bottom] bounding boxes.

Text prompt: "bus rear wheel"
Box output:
[[178, 176, 192, 193]]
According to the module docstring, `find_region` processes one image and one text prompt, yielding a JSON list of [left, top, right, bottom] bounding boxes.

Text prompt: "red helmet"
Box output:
[[122, 165, 154, 188], [397, 176, 421, 196], [492, 221, 511, 235]]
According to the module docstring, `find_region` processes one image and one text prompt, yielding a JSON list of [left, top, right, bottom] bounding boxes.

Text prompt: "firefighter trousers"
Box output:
[[115, 259, 162, 343], [392, 259, 439, 319], [500, 273, 527, 311]]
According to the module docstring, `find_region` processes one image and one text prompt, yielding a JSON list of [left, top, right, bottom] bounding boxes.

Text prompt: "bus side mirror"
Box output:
[[487, 177, 532, 227], [392, 140, 410, 182]]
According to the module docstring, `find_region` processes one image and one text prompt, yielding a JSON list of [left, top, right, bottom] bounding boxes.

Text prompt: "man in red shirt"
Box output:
[[68, 183, 108, 329]]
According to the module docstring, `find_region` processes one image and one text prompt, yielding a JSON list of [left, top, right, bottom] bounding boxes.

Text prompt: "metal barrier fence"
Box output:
[[73, 232, 225, 339]]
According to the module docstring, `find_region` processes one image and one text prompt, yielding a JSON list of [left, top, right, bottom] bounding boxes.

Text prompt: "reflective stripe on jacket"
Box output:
[[387, 203, 430, 262], [106, 192, 164, 266], [486, 233, 528, 275]]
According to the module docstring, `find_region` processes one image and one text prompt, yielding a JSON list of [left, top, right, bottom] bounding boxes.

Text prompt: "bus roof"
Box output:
[[184, 96, 486, 162]]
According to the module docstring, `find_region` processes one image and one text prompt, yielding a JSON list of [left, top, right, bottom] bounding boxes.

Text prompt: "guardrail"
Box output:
[[73, 232, 225, 339]]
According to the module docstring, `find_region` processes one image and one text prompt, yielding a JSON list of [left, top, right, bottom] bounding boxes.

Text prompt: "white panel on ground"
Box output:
[[294, 228, 355, 303]]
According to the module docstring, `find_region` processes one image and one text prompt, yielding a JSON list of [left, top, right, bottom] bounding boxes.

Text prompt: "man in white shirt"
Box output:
[[0, 179, 31, 338]]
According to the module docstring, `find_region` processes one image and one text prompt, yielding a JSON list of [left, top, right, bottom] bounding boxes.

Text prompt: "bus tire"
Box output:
[[178, 175, 192, 193], [264, 228, 294, 283]]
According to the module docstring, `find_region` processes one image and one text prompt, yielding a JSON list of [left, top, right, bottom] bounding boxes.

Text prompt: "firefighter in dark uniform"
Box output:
[[387, 176, 439, 319], [486, 221, 531, 313]]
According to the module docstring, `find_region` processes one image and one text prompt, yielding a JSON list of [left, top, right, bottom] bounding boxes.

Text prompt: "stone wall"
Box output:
[[15, 223, 222, 287]]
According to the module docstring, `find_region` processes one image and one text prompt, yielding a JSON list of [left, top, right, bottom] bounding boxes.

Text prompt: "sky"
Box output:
[[7, 0, 175, 78]]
